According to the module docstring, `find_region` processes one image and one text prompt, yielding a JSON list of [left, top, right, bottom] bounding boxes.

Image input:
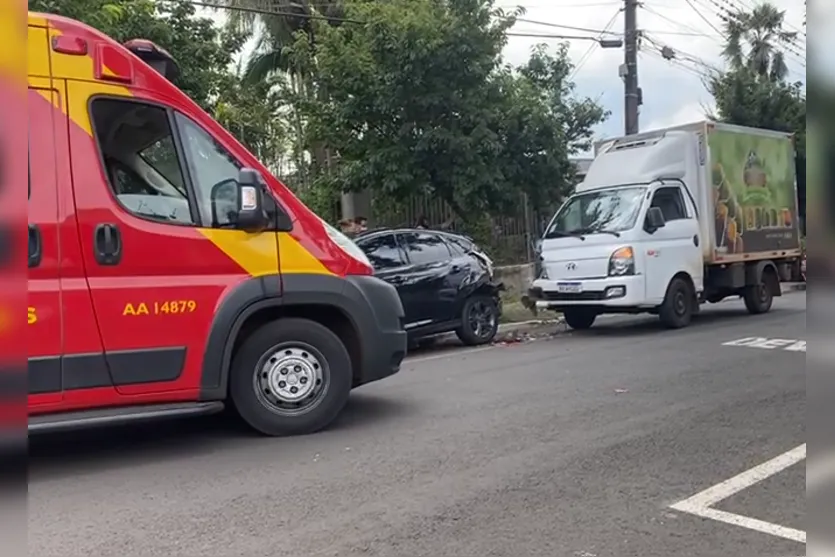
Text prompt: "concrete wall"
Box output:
[[494, 263, 535, 300]]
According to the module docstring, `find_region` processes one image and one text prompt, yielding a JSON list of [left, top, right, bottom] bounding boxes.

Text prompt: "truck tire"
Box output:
[[563, 308, 597, 330], [229, 318, 352, 436], [658, 277, 694, 329], [743, 277, 774, 315]]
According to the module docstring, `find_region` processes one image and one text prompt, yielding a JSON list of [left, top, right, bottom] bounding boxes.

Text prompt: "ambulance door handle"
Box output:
[[28, 224, 42, 268], [94, 223, 122, 265]]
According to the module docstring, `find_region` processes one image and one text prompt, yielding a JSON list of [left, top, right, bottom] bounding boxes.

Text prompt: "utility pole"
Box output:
[[623, 0, 641, 135]]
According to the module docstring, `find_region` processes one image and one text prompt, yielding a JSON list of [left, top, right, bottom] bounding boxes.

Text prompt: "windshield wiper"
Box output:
[[545, 230, 585, 240], [568, 227, 620, 238]]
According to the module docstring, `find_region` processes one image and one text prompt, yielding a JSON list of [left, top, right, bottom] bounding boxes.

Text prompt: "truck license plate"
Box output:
[[556, 282, 583, 294]]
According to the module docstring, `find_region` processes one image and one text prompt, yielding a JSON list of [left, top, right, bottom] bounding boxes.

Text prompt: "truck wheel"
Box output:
[[563, 308, 597, 330], [743, 277, 774, 315], [659, 277, 694, 329], [456, 295, 499, 346], [229, 318, 352, 436]]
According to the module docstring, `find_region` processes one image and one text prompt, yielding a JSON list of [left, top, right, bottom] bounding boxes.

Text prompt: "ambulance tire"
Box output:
[[229, 318, 352, 436]]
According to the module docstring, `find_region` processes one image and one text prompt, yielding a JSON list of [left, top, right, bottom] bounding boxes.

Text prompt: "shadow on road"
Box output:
[[568, 304, 805, 338], [29, 393, 413, 481]]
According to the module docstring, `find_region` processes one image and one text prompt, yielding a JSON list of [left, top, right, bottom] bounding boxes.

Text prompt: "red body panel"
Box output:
[[28, 86, 65, 407], [28, 13, 374, 417]]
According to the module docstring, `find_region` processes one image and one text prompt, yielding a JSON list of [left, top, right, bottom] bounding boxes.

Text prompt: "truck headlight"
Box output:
[[608, 246, 635, 276]]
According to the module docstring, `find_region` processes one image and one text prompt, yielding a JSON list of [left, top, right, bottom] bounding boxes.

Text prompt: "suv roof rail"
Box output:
[[354, 226, 391, 238]]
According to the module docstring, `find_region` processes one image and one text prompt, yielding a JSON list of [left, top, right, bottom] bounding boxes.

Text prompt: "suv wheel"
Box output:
[[456, 295, 499, 346], [229, 318, 352, 436]]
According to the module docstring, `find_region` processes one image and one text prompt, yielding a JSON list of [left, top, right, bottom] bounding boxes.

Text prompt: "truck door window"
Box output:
[[650, 187, 687, 222], [90, 98, 196, 225]]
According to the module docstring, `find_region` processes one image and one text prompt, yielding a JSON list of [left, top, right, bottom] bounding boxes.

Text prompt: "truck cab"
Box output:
[[28, 12, 407, 436], [530, 123, 801, 330]]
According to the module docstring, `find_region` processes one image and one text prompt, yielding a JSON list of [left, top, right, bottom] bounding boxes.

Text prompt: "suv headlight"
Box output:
[[608, 246, 635, 276]]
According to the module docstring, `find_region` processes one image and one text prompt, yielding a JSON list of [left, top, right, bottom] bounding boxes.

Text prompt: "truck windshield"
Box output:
[[544, 186, 647, 239]]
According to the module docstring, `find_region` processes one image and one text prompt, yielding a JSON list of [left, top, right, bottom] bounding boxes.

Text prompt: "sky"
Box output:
[[204, 0, 807, 151], [499, 0, 806, 147]]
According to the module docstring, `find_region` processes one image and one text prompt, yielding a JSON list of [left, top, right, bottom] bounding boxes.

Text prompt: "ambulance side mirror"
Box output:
[[234, 168, 268, 232]]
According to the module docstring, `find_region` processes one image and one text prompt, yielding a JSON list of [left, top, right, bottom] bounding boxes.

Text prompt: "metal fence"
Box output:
[[373, 193, 559, 266]]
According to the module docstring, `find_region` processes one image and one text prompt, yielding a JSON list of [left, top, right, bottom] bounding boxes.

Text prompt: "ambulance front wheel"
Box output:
[[229, 318, 352, 436]]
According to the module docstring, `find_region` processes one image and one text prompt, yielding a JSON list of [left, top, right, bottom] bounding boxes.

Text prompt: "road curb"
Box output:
[[493, 318, 564, 342]]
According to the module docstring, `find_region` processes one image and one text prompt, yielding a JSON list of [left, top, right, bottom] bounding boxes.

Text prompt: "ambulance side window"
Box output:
[[91, 98, 197, 225], [174, 113, 242, 227]]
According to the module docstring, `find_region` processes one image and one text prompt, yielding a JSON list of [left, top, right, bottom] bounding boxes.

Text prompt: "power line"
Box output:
[[642, 33, 719, 73], [683, 0, 726, 37], [708, 0, 806, 61], [497, 1, 621, 7], [515, 17, 620, 35], [640, 3, 722, 45], [187, 1, 366, 23], [189, 1, 624, 38], [506, 32, 615, 41], [569, 8, 621, 80], [640, 49, 711, 80]]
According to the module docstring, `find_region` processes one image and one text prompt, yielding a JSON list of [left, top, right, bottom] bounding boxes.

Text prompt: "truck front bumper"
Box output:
[[529, 276, 650, 312]]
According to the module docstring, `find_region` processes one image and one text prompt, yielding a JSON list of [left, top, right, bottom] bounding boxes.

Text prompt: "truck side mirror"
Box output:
[[645, 206, 666, 233]]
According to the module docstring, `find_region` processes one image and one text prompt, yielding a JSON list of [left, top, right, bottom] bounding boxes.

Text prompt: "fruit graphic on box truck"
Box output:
[[27, 12, 407, 436], [530, 121, 802, 330]]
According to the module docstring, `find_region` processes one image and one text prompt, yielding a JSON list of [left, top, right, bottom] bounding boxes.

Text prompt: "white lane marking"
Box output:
[[680, 507, 806, 544], [405, 346, 494, 365], [722, 337, 805, 352], [670, 444, 806, 544]]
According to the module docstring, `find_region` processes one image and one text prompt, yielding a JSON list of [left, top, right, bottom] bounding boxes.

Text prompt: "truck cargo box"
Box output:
[[705, 122, 801, 262], [592, 121, 801, 264]]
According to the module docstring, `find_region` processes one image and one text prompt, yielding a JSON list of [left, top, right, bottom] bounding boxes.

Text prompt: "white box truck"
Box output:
[[528, 121, 803, 329]]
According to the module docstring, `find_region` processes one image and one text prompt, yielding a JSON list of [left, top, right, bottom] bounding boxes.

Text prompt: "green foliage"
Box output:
[[30, 0, 289, 167], [32, 0, 610, 226], [30, 0, 247, 112], [709, 1, 805, 156], [721, 2, 796, 82], [293, 0, 607, 221], [709, 70, 806, 157]]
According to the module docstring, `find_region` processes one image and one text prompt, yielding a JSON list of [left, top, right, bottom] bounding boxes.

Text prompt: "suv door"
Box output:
[[398, 231, 457, 326], [355, 232, 413, 313]]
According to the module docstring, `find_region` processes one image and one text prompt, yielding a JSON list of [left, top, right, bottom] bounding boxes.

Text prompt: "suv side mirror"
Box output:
[[645, 206, 666, 233]]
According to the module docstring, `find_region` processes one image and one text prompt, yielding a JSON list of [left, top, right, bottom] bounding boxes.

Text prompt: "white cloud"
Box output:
[[501, 0, 806, 149]]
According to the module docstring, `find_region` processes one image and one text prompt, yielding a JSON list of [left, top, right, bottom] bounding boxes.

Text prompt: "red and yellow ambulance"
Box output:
[[28, 12, 407, 436]]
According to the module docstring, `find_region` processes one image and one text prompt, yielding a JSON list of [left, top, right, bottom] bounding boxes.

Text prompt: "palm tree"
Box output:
[[214, 0, 346, 183], [215, 0, 344, 82], [721, 2, 797, 82]]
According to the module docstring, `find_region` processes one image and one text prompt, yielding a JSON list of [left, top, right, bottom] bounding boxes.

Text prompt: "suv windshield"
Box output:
[[544, 186, 647, 239]]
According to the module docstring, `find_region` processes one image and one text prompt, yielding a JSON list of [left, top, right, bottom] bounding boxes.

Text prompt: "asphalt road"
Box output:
[[29, 293, 807, 557]]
